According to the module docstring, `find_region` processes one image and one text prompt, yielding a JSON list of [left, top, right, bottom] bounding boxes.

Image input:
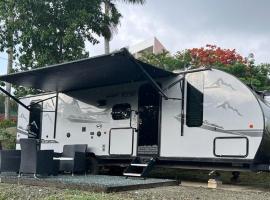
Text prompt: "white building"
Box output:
[[128, 37, 167, 58]]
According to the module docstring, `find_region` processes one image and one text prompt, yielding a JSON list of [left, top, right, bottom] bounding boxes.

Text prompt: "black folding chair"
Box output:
[[0, 150, 21, 175], [19, 138, 54, 178]]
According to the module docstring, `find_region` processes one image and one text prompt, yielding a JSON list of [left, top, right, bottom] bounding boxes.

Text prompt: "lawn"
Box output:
[[0, 183, 128, 200]]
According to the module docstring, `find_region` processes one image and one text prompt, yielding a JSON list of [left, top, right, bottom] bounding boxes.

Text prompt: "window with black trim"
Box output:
[[186, 82, 203, 127], [111, 103, 131, 120]]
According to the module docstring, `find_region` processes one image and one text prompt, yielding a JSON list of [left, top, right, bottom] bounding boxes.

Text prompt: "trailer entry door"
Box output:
[[137, 83, 160, 156]]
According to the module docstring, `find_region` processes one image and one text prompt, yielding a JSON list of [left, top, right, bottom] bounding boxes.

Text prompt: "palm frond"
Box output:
[[102, 0, 145, 40], [119, 0, 145, 4]]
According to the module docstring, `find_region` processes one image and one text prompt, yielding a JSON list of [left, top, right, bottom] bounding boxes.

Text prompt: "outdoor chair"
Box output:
[[19, 138, 54, 177], [56, 144, 87, 175], [0, 150, 21, 175]]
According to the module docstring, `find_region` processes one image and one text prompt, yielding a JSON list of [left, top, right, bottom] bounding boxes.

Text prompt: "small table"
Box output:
[[52, 157, 74, 175], [52, 157, 73, 175]]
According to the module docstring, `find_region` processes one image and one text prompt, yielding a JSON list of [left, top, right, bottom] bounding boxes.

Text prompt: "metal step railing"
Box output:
[[123, 156, 156, 178]]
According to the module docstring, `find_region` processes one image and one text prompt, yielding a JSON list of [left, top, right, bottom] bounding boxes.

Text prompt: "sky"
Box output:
[[1, 0, 270, 74]]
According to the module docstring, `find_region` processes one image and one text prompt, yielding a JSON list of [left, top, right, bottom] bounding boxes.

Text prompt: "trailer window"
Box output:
[[111, 103, 131, 120], [186, 82, 203, 127]]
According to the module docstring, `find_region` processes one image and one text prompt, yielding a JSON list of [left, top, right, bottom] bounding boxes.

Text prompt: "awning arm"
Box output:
[[123, 49, 169, 100], [0, 87, 30, 111], [173, 67, 211, 75], [164, 67, 211, 91]]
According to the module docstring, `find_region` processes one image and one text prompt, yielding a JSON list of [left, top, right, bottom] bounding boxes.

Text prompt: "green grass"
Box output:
[[44, 191, 127, 200], [0, 183, 129, 200]]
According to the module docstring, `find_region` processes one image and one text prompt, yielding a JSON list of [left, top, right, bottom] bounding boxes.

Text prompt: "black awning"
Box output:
[[0, 49, 174, 93]]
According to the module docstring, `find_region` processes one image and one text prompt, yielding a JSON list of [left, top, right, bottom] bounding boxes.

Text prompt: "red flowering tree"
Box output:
[[139, 44, 270, 90], [186, 44, 246, 67]]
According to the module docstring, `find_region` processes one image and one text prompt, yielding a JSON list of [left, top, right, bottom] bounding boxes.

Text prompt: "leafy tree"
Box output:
[[103, 0, 145, 53], [0, 0, 125, 97], [17, 0, 117, 69], [139, 50, 185, 71]]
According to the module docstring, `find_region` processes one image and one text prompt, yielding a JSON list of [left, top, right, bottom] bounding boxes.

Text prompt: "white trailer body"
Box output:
[[1, 49, 270, 172], [15, 70, 270, 169]]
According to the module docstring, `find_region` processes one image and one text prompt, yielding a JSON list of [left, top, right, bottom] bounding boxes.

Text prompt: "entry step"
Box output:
[[123, 156, 156, 178], [131, 163, 148, 167], [123, 173, 142, 177]]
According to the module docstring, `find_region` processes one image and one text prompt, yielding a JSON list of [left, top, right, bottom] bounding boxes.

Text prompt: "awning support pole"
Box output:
[[125, 50, 169, 100], [0, 87, 30, 111], [28, 95, 57, 108]]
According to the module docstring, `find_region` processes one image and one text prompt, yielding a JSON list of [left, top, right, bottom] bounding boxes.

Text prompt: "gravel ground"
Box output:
[[1, 183, 270, 200], [39, 175, 174, 187], [0, 183, 61, 200], [120, 185, 270, 200]]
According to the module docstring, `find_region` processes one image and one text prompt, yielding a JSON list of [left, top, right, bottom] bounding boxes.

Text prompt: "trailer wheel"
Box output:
[[230, 171, 240, 183], [108, 166, 124, 175], [88, 157, 99, 175]]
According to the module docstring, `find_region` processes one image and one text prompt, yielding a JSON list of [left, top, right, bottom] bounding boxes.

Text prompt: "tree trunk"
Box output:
[[4, 46, 12, 120], [4, 11, 14, 120], [104, 37, 110, 54], [104, 1, 110, 54]]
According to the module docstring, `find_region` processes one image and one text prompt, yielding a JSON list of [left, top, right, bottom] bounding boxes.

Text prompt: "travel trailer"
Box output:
[[1, 49, 270, 177]]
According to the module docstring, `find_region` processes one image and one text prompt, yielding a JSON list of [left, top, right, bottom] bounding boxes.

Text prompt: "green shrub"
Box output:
[[0, 119, 17, 129], [0, 127, 16, 149]]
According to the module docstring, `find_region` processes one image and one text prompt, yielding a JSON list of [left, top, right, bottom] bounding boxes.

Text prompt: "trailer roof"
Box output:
[[0, 49, 174, 93]]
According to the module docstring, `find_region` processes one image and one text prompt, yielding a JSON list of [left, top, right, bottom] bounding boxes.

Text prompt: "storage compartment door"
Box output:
[[214, 137, 248, 157], [109, 128, 133, 155]]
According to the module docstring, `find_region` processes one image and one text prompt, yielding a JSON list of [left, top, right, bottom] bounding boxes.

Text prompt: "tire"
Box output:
[[108, 166, 124, 175], [88, 156, 99, 175], [230, 171, 240, 183]]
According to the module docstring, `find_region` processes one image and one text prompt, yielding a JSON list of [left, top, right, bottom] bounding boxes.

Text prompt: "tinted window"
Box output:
[[111, 103, 131, 120], [186, 82, 203, 127]]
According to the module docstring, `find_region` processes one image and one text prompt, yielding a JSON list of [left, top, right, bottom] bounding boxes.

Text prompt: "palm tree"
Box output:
[[5, 45, 13, 120], [2, 0, 15, 120], [103, 0, 145, 54]]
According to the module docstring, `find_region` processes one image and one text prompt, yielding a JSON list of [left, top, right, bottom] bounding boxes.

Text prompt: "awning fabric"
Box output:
[[0, 49, 174, 93]]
